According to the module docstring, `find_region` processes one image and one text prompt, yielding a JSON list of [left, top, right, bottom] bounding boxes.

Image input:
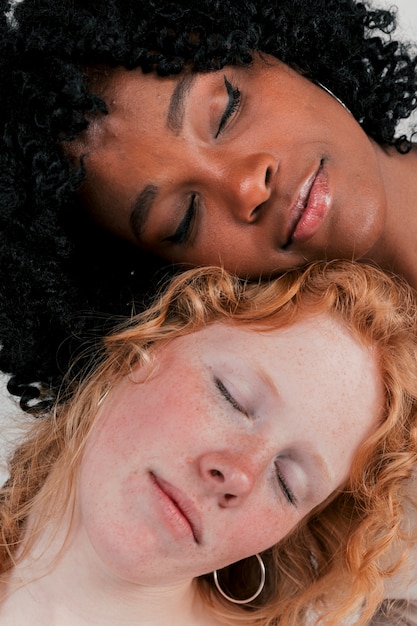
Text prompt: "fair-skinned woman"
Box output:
[[0, 261, 417, 625]]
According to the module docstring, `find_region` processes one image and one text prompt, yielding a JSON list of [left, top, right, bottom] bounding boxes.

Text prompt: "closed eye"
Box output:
[[215, 378, 248, 416], [275, 463, 296, 506], [215, 76, 241, 138], [163, 194, 197, 246]]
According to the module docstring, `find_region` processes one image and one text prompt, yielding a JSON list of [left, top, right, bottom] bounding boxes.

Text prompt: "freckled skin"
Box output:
[[75, 316, 382, 586]]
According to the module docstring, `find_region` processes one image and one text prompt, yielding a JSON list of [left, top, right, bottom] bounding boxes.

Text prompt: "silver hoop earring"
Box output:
[[213, 553, 266, 605], [315, 81, 353, 116]]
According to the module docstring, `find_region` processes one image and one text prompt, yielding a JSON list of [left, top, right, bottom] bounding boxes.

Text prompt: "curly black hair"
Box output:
[[0, 0, 416, 410]]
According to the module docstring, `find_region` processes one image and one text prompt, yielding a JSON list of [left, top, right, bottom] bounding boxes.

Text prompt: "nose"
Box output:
[[224, 153, 276, 223], [199, 451, 258, 508]]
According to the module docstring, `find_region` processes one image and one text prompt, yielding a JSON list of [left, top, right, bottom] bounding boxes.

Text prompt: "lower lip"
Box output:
[[292, 165, 331, 244], [150, 474, 196, 542]]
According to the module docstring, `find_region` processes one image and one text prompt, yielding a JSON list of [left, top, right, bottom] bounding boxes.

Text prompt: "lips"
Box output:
[[283, 161, 330, 248], [150, 472, 202, 544]]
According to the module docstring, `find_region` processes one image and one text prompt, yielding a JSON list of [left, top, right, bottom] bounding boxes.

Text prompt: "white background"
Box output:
[[381, 0, 417, 39]]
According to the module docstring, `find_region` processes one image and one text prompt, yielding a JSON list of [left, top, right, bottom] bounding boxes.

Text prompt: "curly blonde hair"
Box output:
[[1, 260, 417, 625]]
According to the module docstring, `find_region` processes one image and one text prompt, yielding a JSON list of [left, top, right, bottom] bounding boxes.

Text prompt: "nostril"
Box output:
[[224, 493, 236, 502], [265, 167, 272, 185], [250, 202, 265, 223], [210, 469, 224, 479]]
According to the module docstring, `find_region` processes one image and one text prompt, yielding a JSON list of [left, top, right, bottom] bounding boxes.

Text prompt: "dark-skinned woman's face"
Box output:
[[69, 54, 387, 278]]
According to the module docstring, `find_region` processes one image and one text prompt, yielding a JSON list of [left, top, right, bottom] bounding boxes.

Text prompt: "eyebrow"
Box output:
[[130, 184, 159, 242], [129, 73, 197, 240], [166, 72, 197, 134]]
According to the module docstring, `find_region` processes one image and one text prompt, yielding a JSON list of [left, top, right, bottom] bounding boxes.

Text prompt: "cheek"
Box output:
[[94, 378, 210, 464], [179, 229, 277, 276], [218, 502, 301, 566]]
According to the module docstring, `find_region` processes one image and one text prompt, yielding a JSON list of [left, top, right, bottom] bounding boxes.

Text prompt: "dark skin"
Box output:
[[70, 54, 417, 284]]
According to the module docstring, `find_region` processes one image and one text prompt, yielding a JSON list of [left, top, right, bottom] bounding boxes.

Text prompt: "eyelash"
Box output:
[[215, 76, 241, 138], [275, 465, 296, 506], [215, 378, 246, 414], [164, 194, 197, 246], [215, 378, 296, 506]]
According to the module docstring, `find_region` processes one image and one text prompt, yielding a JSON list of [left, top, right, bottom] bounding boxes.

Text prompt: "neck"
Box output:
[[0, 528, 221, 626], [365, 142, 417, 288], [0, 578, 208, 626]]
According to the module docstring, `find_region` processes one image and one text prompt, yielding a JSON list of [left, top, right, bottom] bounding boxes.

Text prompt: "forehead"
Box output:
[[159, 314, 374, 369], [78, 67, 181, 146], [74, 53, 288, 144]]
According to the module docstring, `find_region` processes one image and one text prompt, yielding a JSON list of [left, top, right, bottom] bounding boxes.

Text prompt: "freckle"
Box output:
[[185, 457, 194, 464]]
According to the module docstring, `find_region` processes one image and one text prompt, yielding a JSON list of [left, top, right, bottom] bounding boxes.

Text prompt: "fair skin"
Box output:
[[0, 315, 382, 625], [71, 53, 417, 285]]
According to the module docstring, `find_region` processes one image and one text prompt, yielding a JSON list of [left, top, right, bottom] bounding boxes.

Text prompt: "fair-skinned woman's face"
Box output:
[[71, 53, 387, 277], [75, 315, 382, 586]]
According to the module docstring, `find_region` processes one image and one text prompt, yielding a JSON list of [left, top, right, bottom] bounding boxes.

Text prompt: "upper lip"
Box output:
[[151, 473, 202, 544], [282, 164, 321, 248]]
